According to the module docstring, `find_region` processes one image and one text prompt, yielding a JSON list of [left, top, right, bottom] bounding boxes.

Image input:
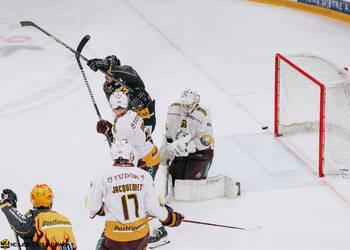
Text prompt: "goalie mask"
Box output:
[[180, 89, 200, 114], [110, 140, 135, 166], [109, 91, 128, 110]]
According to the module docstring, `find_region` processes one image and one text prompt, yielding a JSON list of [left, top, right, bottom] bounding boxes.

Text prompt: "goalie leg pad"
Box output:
[[174, 175, 240, 201], [165, 174, 174, 204], [225, 176, 241, 198]]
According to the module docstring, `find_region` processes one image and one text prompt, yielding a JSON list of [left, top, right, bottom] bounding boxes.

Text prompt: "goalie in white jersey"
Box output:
[[96, 91, 160, 179], [161, 89, 214, 185], [87, 140, 184, 250]]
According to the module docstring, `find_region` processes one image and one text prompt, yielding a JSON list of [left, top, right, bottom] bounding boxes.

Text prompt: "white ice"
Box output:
[[1, 0, 350, 249]]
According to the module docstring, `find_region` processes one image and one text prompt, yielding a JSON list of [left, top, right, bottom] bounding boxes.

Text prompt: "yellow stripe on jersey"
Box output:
[[104, 217, 149, 242], [0, 203, 8, 210], [110, 70, 137, 77], [9, 223, 32, 235], [196, 106, 207, 116], [135, 107, 151, 119], [141, 146, 160, 167]]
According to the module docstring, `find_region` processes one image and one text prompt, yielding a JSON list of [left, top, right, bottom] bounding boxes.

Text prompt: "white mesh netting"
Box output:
[[277, 53, 350, 175]]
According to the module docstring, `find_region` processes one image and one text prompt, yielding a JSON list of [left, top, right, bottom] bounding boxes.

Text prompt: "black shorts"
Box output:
[[169, 148, 214, 186]]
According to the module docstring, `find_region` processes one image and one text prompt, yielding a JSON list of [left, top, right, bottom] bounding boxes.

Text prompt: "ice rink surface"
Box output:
[[1, 0, 350, 249]]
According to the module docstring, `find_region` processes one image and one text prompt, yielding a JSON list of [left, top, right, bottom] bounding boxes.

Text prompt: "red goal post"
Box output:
[[274, 53, 350, 177]]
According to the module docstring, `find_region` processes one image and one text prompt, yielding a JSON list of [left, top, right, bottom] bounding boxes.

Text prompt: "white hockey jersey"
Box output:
[[165, 103, 214, 151], [112, 110, 160, 167], [87, 164, 169, 242]]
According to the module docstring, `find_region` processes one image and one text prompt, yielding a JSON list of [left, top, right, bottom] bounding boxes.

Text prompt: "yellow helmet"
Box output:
[[30, 184, 53, 208]]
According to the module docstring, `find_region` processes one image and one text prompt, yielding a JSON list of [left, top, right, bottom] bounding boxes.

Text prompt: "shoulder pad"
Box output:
[[170, 102, 181, 107], [196, 106, 207, 116]]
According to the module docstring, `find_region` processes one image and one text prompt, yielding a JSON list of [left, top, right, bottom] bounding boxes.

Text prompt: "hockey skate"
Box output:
[[148, 226, 170, 249]]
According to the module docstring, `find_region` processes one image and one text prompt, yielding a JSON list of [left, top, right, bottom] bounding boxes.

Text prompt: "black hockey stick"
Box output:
[[20, 21, 132, 93], [182, 219, 262, 231], [75, 35, 112, 147], [13, 231, 21, 250], [147, 214, 261, 231], [20, 21, 89, 62]]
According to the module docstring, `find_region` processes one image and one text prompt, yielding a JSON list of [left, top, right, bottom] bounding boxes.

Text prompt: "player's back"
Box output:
[[113, 110, 154, 158], [98, 165, 158, 242], [102, 166, 151, 222]]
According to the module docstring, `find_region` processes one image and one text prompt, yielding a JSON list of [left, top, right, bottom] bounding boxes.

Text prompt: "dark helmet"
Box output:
[[106, 55, 121, 66]]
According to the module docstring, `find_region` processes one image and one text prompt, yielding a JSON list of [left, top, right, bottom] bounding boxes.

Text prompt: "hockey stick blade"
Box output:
[[19, 21, 133, 93], [76, 35, 90, 60], [20, 21, 35, 27], [20, 20, 90, 62]]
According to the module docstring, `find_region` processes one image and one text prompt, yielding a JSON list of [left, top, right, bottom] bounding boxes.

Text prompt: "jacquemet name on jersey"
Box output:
[[112, 184, 143, 193]]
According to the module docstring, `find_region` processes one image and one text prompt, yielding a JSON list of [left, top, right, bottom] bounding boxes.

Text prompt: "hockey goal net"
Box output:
[[274, 53, 350, 177]]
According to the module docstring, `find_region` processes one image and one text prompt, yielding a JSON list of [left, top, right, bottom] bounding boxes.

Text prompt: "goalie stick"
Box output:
[[19, 21, 133, 94], [75, 35, 112, 147]]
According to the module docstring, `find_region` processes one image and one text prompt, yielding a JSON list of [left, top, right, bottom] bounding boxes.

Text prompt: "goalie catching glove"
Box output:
[[160, 204, 184, 227], [168, 134, 196, 157]]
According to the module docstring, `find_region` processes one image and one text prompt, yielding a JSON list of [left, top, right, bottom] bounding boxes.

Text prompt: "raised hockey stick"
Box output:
[[13, 231, 21, 250], [75, 35, 112, 147], [20, 21, 89, 61], [182, 219, 262, 231], [19, 21, 132, 93]]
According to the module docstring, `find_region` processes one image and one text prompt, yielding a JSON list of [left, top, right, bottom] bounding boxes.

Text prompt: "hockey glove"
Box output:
[[96, 120, 113, 134], [97, 202, 105, 216], [87, 58, 110, 72], [180, 140, 196, 154], [168, 135, 196, 157], [1, 189, 17, 208], [160, 211, 184, 227], [137, 159, 147, 169], [90, 203, 105, 219]]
